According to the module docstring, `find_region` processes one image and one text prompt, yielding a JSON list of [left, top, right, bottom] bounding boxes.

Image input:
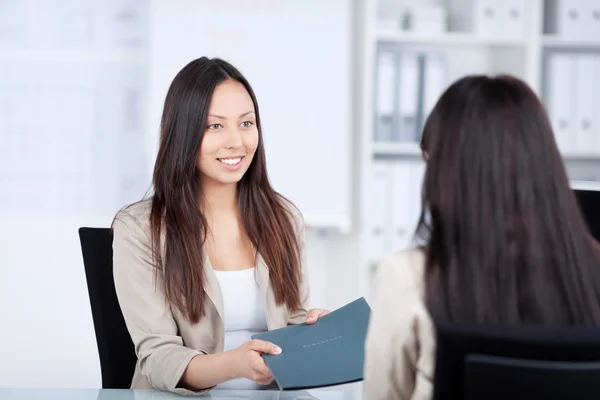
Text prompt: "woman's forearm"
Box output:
[[179, 351, 237, 390]]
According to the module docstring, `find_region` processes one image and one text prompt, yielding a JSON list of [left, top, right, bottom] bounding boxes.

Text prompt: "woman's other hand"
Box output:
[[306, 308, 330, 324]]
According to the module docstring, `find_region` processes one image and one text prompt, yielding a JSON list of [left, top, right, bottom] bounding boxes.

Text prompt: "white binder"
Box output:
[[375, 50, 396, 142], [473, 0, 500, 38], [582, 0, 600, 37], [499, 0, 525, 39], [396, 52, 420, 142], [545, 0, 582, 38], [408, 160, 426, 245], [574, 55, 596, 155], [368, 160, 393, 263], [421, 53, 447, 130], [547, 53, 575, 155], [593, 56, 600, 153], [389, 159, 427, 254], [390, 161, 412, 251]]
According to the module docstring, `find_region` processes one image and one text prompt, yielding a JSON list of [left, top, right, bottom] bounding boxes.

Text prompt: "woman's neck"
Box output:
[[201, 180, 238, 215]]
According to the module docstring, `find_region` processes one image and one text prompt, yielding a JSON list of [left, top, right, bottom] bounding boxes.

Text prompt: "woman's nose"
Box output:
[[225, 126, 243, 148]]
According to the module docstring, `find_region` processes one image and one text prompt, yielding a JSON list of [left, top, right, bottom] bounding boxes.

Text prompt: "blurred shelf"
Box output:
[[376, 30, 527, 47], [571, 180, 600, 191], [0, 49, 146, 64], [372, 142, 422, 156], [373, 143, 599, 160], [542, 35, 600, 48], [304, 213, 352, 235], [562, 152, 600, 161]]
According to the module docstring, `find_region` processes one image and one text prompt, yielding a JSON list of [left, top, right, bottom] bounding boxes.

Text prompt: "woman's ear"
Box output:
[[422, 150, 430, 162]]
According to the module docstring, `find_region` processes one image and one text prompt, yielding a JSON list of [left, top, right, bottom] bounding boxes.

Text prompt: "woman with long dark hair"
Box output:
[[363, 75, 600, 399], [112, 57, 328, 395]]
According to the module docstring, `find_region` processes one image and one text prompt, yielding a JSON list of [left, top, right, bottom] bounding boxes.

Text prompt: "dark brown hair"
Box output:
[[416, 74, 600, 326], [150, 57, 301, 323]]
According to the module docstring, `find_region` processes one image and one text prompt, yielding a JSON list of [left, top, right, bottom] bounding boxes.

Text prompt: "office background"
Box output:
[[1, 0, 600, 390]]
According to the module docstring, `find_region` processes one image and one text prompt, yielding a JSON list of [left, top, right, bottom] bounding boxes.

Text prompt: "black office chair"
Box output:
[[433, 323, 600, 400], [78, 227, 137, 389], [574, 188, 600, 242]]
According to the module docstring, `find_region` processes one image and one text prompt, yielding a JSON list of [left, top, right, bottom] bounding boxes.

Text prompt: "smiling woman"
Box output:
[[110, 57, 329, 395]]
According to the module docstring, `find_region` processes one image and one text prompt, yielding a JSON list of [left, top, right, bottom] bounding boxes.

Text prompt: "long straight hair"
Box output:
[[416, 75, 600, 326], [150, 57, 302, 323]]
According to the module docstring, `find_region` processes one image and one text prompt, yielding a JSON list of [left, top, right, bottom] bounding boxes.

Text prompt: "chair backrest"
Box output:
[[574, 188, 600, 242], [78, 227, 137, 389], [433, 323, 600, 400]]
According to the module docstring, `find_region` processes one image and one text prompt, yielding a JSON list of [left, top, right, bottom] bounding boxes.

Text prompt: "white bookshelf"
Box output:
[[543, 36, 600, 48], [372, 141, 422, 156], [356, 0, 600, 301], [376, 30, 529, 47]]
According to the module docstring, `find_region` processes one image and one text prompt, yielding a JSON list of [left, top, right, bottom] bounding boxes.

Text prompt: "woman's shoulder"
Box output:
[[112, 198, 153, 238], [376, 247, 427, 295]]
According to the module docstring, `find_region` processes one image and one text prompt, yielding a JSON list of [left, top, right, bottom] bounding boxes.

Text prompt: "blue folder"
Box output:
[[251, 297, 371, 390]]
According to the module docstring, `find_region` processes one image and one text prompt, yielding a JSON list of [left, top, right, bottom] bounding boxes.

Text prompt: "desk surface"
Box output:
[[0, 388, 363, 399]]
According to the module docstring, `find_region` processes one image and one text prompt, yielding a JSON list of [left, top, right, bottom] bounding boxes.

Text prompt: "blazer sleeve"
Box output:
[[363, 253, 433, 400], [112, 211, 206, 395], [286, 204, 310, 325]]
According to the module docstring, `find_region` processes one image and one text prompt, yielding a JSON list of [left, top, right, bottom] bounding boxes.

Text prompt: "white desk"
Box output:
[[0, 388, 363, 399]]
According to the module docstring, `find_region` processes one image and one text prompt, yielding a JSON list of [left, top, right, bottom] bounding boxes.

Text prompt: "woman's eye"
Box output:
[[241, 121, 254, 128], [208, 123, 222, 130]]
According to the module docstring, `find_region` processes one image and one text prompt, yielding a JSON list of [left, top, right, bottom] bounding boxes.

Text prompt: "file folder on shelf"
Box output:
[[369, 160, 393, 262], [375, 49, 396, 142], [574, 55, 597, 155], [251, 297, 371, 390], [396, 51, 420, 142], [420, 52, 447, 132], [546, 53, 575, 154]]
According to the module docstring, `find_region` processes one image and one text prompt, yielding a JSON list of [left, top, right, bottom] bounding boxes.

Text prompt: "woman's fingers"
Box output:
[[248, 339, 282, 355], [306, 308, 330, 324]]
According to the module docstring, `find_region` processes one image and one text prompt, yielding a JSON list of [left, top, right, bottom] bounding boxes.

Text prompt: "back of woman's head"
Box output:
[[417, 74, 600, 326]]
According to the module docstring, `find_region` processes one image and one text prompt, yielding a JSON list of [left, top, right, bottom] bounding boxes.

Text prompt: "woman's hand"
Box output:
[[229, 339, 282, 385], [306, 308, 330, 324]]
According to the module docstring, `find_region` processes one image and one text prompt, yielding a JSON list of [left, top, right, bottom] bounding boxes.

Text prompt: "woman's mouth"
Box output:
[[217, 156, 244, 170]]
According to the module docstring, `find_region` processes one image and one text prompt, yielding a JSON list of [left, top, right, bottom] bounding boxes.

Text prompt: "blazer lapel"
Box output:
[[202, 253, 224, 323], [256, 253, 288, 330]]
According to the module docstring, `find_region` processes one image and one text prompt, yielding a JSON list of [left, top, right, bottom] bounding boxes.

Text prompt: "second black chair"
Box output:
[[433, 322, 600, 400]]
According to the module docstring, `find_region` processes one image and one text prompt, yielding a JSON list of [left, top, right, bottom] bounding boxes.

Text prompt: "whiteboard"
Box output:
[[147, 0, 353, 232]]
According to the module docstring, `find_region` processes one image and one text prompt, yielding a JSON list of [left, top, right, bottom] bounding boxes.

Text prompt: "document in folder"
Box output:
[[251, 297, 371, 390]]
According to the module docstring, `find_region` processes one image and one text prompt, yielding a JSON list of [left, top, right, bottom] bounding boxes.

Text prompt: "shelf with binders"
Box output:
[[372, 43, 527, 149], [375, 0, 533, 46], [371, 0, 533, 153], [542, 36, 600, 49], [366, 157, 426, 268], [543, 49, 600, 161], [543, 0, 600, 49]]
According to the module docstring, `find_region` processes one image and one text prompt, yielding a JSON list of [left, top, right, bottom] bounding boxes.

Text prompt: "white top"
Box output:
[[213, 267, 269, 390]]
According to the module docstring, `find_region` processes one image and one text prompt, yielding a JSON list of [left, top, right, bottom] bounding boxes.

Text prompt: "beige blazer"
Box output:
[[363, 248, 436, 400], [111, 199, 309, 396]]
